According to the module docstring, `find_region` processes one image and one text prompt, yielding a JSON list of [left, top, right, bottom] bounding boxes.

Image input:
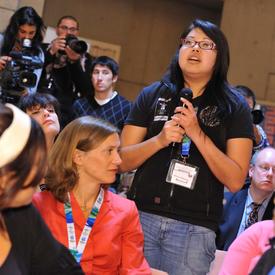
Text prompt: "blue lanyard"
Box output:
[[181, 135, 191, 159], [64, 188, 104, 263]]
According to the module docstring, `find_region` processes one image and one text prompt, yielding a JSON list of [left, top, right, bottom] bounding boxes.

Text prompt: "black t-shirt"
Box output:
[[1, 205, 83, 275], [126, 81, 254, 231]]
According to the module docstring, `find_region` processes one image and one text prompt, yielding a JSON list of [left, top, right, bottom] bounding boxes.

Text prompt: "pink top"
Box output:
[[219, 220, 274, 275]]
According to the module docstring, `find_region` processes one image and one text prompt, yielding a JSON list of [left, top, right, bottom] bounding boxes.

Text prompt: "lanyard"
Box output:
[[64, 188, 104, 263], [181, 135, 191, 157]]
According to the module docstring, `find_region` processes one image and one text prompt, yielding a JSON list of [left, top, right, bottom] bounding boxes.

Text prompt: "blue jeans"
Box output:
[[139, 211, 216, 275]]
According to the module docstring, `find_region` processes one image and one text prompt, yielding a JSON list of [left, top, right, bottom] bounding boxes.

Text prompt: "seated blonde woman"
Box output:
[[32, 116, 150, 275]]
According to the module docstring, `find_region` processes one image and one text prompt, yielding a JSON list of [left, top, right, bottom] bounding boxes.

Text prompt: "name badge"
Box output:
[[166, 159, 199, 190]]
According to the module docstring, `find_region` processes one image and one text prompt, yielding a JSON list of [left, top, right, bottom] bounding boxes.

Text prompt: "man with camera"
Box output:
[[38, 15, 92, 127]]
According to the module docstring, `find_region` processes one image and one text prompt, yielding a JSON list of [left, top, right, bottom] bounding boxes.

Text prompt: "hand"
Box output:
[[49, 36, 66, 55], [156, 119, 185, 148], [0, 56, 11, 71], [172, 97, 201, 140], [64, 46, 81, 62]]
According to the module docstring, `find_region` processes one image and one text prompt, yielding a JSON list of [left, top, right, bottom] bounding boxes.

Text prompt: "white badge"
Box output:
[[166, 159, 199, 190]]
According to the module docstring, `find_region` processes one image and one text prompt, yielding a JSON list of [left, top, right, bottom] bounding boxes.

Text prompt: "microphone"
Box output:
[[179, 88, 193, 105], [172, 88, 193, 148]]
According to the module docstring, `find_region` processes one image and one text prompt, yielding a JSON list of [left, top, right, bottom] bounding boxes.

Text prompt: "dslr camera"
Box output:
[[0, 38, 43, 103], [60, 34, 88, 55]]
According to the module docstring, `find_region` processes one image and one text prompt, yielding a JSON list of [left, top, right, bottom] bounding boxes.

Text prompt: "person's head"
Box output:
[[18, 93, 60, 145], [0, 103, 47, 228], [166, 19, 229, 90], [235, 85, 256, 110], [249, 147, 275, 195], [1, 6, 45, 55], [56, 15, 79, 37], [46, 116, 121, 202], [91, 56, 119, 95]]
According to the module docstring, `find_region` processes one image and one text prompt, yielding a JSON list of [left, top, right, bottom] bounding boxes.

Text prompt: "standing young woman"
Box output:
[[32, 116, 150, 275], [0, 103, 83, 274], [119, 19, 254, 275]]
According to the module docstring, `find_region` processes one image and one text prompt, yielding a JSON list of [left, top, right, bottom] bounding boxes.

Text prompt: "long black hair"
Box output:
[[1, 6, 45, 55], [163, 19, 237, 120]]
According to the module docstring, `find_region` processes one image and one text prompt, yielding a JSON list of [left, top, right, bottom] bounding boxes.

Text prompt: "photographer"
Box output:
[[0, 6, 45, 99], [236, 85, 269, 155], [38, 15, 92, 128]]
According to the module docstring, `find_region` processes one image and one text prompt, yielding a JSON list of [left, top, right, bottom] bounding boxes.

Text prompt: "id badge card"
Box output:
[[166, 159, 199, 190]]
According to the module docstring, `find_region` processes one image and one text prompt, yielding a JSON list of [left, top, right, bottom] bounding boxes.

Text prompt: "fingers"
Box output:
[[158, 120, 185, 146], [50, 37, 66, 54], [65, 46, 81, 61], [0, 56, 11, 71], [174, 98, 194, 114]]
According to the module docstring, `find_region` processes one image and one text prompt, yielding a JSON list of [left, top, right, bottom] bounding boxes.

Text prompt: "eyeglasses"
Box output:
[[182, 38, 216, 50], [58, 25, 78, 33], [257, 164, 275, 174]]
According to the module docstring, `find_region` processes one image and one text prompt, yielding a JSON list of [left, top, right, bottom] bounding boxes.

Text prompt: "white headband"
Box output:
[[0, 103, 31, 168]]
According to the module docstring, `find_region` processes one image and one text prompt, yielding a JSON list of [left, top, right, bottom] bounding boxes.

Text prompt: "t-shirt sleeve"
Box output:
[[125, 82, 160, 128], [226, 96, 254, 140]]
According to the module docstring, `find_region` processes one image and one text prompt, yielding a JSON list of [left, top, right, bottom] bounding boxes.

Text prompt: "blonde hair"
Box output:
[[46, 116, 118, 202]]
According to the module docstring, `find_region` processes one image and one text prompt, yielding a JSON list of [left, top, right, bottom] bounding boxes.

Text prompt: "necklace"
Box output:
[[80, 202, 88, 212]]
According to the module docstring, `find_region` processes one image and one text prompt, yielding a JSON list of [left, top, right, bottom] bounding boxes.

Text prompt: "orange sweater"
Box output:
[[33, 190, 150, 275]]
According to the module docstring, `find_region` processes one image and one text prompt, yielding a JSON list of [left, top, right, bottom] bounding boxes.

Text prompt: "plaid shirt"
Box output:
[[73, 94, 132, 130]]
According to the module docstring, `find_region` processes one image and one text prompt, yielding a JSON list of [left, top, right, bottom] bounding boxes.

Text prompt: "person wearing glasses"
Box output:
[[217, 147, 275, 251], [38, 15, 92, 128], [119, 19, 254, 275]]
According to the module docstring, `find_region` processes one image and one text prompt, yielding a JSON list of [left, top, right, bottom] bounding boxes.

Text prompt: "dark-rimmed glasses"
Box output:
[[182, 38, 216, 50]]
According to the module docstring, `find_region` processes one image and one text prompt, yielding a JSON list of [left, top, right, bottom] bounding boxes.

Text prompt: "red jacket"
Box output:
[[33, 190, 151, 275]]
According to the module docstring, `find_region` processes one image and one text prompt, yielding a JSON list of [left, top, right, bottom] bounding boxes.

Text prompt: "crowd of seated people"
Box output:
[[1, 5, 275, 275]]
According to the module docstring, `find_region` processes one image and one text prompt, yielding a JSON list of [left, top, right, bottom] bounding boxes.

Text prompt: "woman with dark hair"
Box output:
[[32, 116, 151, 274], [0, 103, 83, 274], [18, 93, 61, 150], [119, 19, 254, 274], [0, 6, 45, 94]]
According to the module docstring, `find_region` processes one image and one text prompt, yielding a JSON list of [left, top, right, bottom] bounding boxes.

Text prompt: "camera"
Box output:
[[0, 39, 43, 103], [60, 34, 88, 55], [251, 109, 264, 125]]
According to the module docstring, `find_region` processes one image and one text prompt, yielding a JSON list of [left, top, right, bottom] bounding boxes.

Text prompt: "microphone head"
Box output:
[[179, 88, 193, 102]]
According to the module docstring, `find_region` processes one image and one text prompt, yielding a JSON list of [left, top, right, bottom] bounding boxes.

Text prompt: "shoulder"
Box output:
[[240, 220, 274, 241], [106, 191, 136, 214], [133, 81, 166, 107], [32, 191, 56, 209], [73, 97, 90, 110], [115, 93, 131, 103], [142, 81, 164, 95], [253, 220, 274, 232], [74, 97, 89, 105], [226, 86, 251, 112]]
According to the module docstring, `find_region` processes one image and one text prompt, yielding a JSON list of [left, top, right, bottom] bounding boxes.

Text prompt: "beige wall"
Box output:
[[0, 0, 45, 32], [221, 0, 275, 105], [42, 0, 220, 100]]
